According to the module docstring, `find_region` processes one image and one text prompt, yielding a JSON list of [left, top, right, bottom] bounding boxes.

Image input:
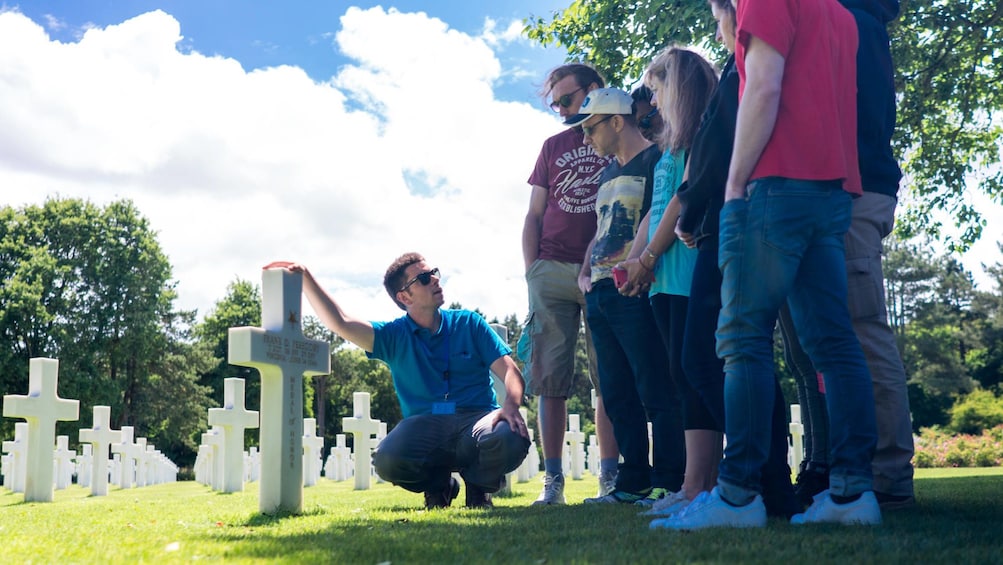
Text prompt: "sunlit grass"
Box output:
[[0, 467, 1000, 563]]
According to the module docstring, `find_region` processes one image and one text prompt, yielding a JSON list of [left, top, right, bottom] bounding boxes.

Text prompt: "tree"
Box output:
[[302, 315, 345, 437], [966, 245, 1003, 390], [0, 198, 213, 463], [525, 0, 1003, 250], [193, 279, 262, 403]]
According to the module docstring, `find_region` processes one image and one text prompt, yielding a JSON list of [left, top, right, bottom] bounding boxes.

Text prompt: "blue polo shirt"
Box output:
[[368, 309, 510, 418]]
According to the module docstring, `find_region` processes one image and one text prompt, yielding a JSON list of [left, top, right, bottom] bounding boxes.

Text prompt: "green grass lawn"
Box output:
[[1, 467, 1001, 564]]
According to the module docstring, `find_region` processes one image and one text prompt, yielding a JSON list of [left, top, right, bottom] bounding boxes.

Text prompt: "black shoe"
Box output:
[[793, 461, 829, 508], [874, 491, 916, 510], [761, 474, 802, 519], [465, 483, 494, 509], [424, 477, 460, 509]]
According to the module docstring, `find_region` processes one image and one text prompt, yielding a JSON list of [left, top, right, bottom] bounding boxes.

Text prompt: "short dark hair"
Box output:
[[542, 63, 606, 98], [631, 85, 653, 104], [384, 252, 424, 310]]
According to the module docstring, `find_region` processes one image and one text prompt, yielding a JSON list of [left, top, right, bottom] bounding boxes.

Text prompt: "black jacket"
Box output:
[[676, 55, 738, 247], [841, 0, 903, 197]]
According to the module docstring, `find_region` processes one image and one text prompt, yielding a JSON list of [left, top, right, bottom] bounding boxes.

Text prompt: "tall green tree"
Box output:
[[0, 198, 213, 462], [525, 0, 1003, 250], [193, 278, 262, 402], [884, 236, 983, 427], [966, 245, 1003, 390]]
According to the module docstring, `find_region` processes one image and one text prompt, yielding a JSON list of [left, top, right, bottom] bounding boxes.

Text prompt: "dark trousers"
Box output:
[[373, 410, 529, 493]]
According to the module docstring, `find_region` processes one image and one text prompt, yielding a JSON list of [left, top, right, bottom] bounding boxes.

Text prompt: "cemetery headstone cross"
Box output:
[[2, 358, 79, 502], [207, 378, 259, 493], [78, 405, 122, 496], [229, 269, 330, 513], [342, 391, 380, 490]]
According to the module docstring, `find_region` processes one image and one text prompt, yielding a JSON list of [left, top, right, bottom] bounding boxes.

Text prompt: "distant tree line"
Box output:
[[2, 198, 1001, 468]]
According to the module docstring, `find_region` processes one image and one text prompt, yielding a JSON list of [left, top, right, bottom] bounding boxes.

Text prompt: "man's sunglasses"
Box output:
[[582, 115, 613, 137], [399, 268, 440, 292], [639, 108, 659, 130], [550, 87, 583, 111]]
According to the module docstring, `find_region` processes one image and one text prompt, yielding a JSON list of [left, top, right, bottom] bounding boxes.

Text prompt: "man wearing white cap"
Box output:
[[570, 88, 686, 505]]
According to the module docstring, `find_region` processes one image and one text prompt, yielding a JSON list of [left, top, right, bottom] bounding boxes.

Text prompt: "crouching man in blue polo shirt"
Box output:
[[265, 253, 530, 509]]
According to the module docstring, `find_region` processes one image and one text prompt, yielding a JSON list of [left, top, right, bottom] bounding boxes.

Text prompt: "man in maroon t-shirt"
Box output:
[[653, 0, 880, 530], [521, 63, 618, 505]]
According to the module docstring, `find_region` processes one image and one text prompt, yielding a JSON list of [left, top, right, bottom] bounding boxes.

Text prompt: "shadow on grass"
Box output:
[[217, 505, 617, 563], [197, 475, 1003, 563]]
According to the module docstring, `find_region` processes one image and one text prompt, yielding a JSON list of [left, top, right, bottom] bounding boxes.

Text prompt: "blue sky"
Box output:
[[2, 2, 1000, 323], [12, 0, 570, 103], [1, 1, 581, 322]]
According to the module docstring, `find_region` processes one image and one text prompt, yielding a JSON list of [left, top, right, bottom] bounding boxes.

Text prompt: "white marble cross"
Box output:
[[247, 446, 260, 482], [342, 391, 381, 490], [565, 414, 586, 480], [789, 404, 805, 472], [207, 378, 260, 493], [2, 358, 80, 502], [517, 406, 539, 482], [134, 438, 149, 487], [53, 435, 75, 490], [587, 434, 599, 477], [195, 444, 213, 486], [372, 422, 388, 483], [110, 426, 139, 489], [78, 405, 122, 496], [302, 418, 324, 487], [76, 444, 94, 488], [200, 427, 225, 491], [647, 421, 653, 467], [323, 434, 352, 481], [2, 422, 29, 492], [229, 269, 331, 514]]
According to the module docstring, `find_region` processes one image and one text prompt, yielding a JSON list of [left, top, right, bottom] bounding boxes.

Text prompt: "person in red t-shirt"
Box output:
[[521, 63, 619, 505], [655, 0, 880, 530]]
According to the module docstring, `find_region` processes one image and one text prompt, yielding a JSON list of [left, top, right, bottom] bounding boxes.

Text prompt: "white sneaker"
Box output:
[[597, 470, 617, 497], [791, 490, 882, 526], [641, 489, 690, 516], [532, 473, 566, 505], [649, 487, 767, 530]]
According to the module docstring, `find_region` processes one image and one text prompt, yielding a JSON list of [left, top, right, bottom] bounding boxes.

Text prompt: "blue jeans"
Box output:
[[683, 237, 797, 514], [716, 178, 877, 503], [586, 280, 684, 492]]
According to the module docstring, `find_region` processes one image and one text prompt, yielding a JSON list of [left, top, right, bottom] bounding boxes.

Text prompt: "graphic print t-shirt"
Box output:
[[528, 128, 609, 263], [590, 144, 660, 283]]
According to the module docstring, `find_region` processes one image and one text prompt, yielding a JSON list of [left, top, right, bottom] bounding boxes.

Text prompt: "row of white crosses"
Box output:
[[190, 373, 390, 493], [1, 358, 177, 501]]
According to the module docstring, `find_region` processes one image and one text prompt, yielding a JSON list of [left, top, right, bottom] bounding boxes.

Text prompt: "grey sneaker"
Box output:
[[641, 489, 690, 516], [532, 472, 566, 505], [597, 470, 617, 497]]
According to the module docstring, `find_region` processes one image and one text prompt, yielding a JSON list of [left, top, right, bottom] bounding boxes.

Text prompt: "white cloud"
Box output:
[[41, 13, 65, 31], [481, 17, 526, 47], [0, 7, 563, 326]]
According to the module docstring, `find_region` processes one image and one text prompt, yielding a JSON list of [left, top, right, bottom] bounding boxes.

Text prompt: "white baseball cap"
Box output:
[[563, 88, 634, 126]]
